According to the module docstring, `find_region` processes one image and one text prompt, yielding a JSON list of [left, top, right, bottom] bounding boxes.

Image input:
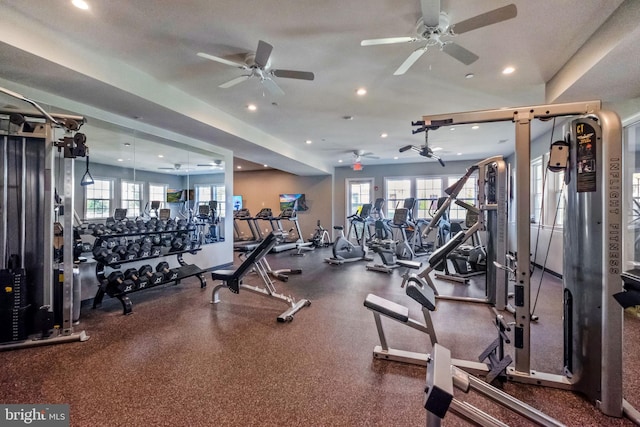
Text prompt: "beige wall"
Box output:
[[233, 170, 332, 242]]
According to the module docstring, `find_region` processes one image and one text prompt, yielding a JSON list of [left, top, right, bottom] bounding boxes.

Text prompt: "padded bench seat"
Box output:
[[406, 282, 436, 311], [364, 294, 409, 322], [428, 230, 466, 268]]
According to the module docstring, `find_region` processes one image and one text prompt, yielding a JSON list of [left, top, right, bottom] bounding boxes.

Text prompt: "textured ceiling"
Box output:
[[0, 0, 638, 175]]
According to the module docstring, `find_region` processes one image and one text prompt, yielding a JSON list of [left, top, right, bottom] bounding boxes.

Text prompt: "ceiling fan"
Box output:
[[399, 129, 445, 167], [361, 0, 517, 75], [196, 159, 224, 169], [197, 40, 315, 96], [158, 163, 184, 171]]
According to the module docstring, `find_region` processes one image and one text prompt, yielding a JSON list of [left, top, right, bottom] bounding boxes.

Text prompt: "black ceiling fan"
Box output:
[[361, 0, 517, 75]]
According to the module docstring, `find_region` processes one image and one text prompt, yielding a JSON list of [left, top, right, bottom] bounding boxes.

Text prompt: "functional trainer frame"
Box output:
[[417, 101, 637, 422]]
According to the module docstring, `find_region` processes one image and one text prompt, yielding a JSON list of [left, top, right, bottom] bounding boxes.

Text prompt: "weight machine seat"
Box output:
[[397, 259, 422, 269], [211, 232, 279, 292], [615, 269, 640, 308], [364, 294, 409, 322], [428, 230, 466, 268], [406, 282, 436, 312]]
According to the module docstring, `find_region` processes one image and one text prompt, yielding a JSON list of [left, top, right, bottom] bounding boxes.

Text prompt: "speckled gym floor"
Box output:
[[1, 247, 639, 426]]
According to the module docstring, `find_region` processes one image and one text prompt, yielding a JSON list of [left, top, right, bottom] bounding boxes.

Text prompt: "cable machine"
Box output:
[[416, 100, 638, 422], [0, 87, 89, 350]]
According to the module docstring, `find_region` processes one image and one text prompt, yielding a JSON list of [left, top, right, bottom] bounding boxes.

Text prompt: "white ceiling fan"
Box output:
[[361, 0, 517, 75], [196, 159, 224, 170], [158, 163, 184, 171], [197, 40, 315, 96], [351, 149, 379, 162]]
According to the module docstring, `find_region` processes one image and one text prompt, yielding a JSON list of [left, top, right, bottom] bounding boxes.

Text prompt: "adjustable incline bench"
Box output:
[[210, 232, 310, 322], [364, 263, 439, 365]]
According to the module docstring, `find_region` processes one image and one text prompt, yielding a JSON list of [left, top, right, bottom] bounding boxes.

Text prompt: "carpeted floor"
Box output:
[[1, 247, 639, 426]]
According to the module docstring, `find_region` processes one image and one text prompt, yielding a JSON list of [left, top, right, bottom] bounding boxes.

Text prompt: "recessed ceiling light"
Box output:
[[380, 133, 388, 138], [338, 159, 343, 163], [71, 0, 89, 10], [465, 73, 474, 79], [432, 147, 443, 152], [263, 164, 268, 167], [306, 140, 312, 144], [158, 154, 164, 158], [393, 156, 398, 160], [247, 104, 257, 111], [502, 66, 515, 75], [457, 152, 462, 156], [356, 88, 367, 96], [236, 165, 242, 169], [450, 127, 455, 131], [117, 158, 123, 162], [472, 125, 480, 130], [123, 142, 131, 147]]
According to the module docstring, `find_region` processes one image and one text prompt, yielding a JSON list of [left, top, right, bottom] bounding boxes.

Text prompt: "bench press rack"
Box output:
[[210, 232, 310, 322]]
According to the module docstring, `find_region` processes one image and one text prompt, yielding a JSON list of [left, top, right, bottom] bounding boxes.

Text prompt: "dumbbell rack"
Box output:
[[91, 228, 207, 315]]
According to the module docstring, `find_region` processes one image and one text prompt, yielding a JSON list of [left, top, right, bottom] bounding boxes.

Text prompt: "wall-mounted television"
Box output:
[[166, 189, 182, 203], [233, 195, 243, 210], [279, 193, 308, 212]]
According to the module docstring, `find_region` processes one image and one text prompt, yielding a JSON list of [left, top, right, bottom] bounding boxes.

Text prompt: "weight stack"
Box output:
[[0, 266, 29, 343]]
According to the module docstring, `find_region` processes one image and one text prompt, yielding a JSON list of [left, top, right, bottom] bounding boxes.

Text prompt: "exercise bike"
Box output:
[[325, 205, 373, 265]]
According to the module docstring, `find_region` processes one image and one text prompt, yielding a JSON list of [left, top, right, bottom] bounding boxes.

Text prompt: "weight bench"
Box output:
[[210, 232, 310, 322], [614, 269, 640, 309], [363, 277, 438, 366]]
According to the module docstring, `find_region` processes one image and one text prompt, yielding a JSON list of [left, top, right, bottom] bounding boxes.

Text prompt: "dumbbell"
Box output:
[[170, 237, 186, 251], [156, 261, 179, 281], [138, 264, 164, 286], [92, 246, 120, 264], [150, 245, 162, 257], [124, 268, 150, 290], [138, 243, 152, 258], [107, 271, 136, 294]]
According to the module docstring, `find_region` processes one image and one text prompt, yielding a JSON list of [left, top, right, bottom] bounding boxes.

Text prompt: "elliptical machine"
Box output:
[[325, 204, 373, 265]]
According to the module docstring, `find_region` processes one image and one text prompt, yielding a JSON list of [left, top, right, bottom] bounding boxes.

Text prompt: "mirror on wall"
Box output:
[[54, 116, 227, 246]]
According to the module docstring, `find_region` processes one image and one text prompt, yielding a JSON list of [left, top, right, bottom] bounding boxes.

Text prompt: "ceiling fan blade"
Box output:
[[435, 156, 446, 167], [361, 37, 415, 46], [394, 48, 426, 75], [452, 4, 517, 35], [399, 145, 413, 153], [261, 77, 285, 96], [272, 69, 315, 81], [254, 40, 273, 68], [442, 42, 479, 65], [420, 0, 441, 27], [219, 75, 250, 88], [197, 52, 247, 69]]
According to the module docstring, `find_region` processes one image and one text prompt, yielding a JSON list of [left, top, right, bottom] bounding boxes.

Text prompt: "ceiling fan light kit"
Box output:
[[361, 1, 517, 75]]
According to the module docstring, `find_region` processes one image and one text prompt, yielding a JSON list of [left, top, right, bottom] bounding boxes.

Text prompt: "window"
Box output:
[[347, 179, 372, 217], [447, 176, 477, 221], [195, 185, 212, 206], [121, 181, 142, 218], [548, 170, 565, 227], [149, 183, 167, 209], [385, 178, 411, 219], [86, 178, 112, 219], [212, 184, 226, 217], [531, 157, 543, 224], [415, 178, 442, 219]]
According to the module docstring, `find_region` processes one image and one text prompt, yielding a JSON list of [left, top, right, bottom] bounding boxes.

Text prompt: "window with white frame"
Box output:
[[385, 178, 411, 219], [149, 183, 167, 210], [195, 184, 212, 206], [547, 170, 565, 227], [531, 157, 544, 224], [447, 176, 477, 221], [415, 178, 442, 218], [85, 178, 112, 219], [121, 181, 142, 218], [347, 179, 372, 217], [212, 184, 226, 217]]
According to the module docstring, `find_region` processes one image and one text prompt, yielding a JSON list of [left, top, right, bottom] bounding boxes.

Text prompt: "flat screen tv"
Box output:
[[233, 195, 243, 210], [279, 193, 308, 212], [166, 189, 182, 203]]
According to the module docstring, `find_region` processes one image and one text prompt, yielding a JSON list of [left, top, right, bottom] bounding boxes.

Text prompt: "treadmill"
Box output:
[[233, 208, 262, 251]]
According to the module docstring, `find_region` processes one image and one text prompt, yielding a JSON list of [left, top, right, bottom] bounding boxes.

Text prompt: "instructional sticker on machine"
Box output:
[[575, 120, 597, 193]]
